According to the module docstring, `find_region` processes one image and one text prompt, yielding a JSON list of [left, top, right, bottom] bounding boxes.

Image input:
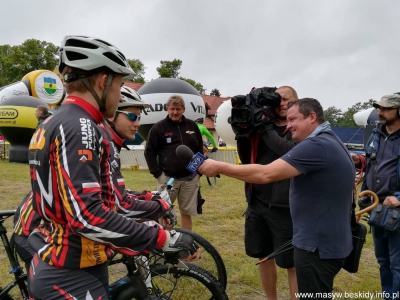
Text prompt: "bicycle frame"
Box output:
[[153, 177, 178, 226], [0, 210, 29, 299], [108, 251, 189, 300]]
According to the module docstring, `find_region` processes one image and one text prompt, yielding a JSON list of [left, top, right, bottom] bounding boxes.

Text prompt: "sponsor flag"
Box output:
[[44, 77, 57, 95]]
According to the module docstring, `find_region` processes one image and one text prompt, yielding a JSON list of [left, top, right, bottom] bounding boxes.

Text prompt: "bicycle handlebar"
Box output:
[[167, 177, 175, 186]]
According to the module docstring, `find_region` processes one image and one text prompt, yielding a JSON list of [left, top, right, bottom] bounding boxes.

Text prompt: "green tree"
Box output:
[[0, 45, 12, 86], [210, 88, 221, 97], [324, 106, 342, 127], [179, 77, 206, 94], [0, 39, 59, 86], [156, 59, 182, 78], [127, 59, 146, 83], [338, 99, 376, 127]]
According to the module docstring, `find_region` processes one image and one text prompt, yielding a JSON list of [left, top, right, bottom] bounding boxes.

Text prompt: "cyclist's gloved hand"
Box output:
[[163, 206, 178, 227], [211, 147, 218, 153], [139, 190, 162, 201], [162, 230, 198, 258]]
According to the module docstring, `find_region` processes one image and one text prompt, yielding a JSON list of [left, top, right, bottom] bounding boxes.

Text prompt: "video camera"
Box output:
[[230, 87, 281, 138]]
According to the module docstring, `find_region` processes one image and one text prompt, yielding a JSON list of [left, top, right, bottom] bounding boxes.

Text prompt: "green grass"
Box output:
[[0, 160, 382, 299]]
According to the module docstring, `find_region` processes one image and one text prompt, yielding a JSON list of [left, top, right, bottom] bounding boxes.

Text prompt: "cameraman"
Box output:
[[236, 86, 298, 299]]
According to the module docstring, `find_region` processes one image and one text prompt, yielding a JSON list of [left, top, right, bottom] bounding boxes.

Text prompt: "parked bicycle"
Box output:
[[152, 178, 227, 290], [1, 210, 228, 300], [0, 210, 29, 300]]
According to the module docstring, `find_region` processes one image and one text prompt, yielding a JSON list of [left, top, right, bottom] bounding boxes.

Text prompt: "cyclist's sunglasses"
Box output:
[[116, 110, 141, 121]]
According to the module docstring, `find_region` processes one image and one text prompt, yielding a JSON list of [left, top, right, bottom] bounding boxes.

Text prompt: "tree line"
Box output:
[[323, 99, 376, 127], [0, 39, 222, 97], [0, 39, 377, 126]]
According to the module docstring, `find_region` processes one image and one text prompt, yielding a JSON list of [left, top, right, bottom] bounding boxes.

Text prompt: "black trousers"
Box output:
[[294, 246, 345, 299]]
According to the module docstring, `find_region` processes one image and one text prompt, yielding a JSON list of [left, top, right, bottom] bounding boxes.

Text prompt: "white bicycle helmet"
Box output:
[[58, 35, 134, 78], [58, 35, 135, 115], [119, 86, 150, 109]]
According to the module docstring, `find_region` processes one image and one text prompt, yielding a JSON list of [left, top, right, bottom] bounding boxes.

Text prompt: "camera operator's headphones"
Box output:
[[394, 92, 400, 117]]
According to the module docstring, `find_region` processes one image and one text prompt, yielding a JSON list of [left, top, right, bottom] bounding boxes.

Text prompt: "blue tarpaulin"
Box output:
[[331, 127, 365, 145]]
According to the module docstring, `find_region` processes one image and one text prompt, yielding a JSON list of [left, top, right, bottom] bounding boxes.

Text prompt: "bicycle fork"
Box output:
[[137, 255, 152, 294]]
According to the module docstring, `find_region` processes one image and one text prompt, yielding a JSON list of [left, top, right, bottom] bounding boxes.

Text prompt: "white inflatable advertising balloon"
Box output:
[[138, 78, 205, 140], [0, 70, 64, 105], [214, 100, 236, 147], [353, 107, 378, 127]]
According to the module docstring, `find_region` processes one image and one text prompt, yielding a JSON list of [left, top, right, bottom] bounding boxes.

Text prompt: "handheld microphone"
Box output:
[[176, 145, 206, 173]]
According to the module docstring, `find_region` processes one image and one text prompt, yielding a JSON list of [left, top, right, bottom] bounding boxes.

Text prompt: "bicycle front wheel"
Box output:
[[174, 228, 227, 290], [150, 262, 228, 300]]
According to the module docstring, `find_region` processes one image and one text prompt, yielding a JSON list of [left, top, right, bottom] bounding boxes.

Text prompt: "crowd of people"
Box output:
[[9, 34, 400, 300]]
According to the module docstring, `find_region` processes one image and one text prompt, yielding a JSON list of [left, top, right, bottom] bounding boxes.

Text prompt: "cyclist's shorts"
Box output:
[[244, 204, 294, 269], [29, 254, 109, 300]]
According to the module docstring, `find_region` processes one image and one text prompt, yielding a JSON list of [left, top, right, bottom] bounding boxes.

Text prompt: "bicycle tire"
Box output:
[[174, 228, 227, 290], [206, 176, 217, 186], [150, 262, 228, 300]]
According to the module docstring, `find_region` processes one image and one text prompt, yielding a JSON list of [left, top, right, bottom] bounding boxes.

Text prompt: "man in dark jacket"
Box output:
[[352, 94, 400, 298], [237, 86, 298, 299], [35, 105, 52, 127], [145, 95, 203, 230]]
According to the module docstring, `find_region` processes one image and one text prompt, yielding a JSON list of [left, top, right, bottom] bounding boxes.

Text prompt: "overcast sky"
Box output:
[[1, 0, 399, 111]]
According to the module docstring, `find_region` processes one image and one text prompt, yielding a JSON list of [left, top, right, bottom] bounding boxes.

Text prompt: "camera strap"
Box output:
[[249, 134, 261, 195]]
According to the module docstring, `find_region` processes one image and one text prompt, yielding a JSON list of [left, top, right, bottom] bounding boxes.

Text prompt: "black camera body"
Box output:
[[230, 87, 281, 138]]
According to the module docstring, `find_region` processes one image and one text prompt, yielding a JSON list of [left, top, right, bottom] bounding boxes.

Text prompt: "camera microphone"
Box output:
[[176, 145, 206, 173]]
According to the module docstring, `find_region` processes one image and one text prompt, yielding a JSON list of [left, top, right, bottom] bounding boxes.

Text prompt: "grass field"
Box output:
[[0, 159, 383, 299]]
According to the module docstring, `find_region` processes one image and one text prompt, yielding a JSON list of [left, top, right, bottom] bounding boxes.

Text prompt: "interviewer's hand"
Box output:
[[198, 159, 221, 177], [350, 153, 360, 165]]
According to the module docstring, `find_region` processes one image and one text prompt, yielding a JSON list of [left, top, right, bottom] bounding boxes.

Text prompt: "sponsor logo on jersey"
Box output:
[[78, 149, 92, 162], [80, 118, 95, 149]]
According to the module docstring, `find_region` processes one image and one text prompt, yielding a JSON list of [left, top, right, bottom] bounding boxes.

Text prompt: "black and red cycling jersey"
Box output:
[[98, 121, 167, 220], [28, 96, 167, 269]]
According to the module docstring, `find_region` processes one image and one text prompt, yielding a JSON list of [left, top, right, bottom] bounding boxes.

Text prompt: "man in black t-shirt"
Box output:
[[200, 98, 354, 297], [236, 86, 298, 299]]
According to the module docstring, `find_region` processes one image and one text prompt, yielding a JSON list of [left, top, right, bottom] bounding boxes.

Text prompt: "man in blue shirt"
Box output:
[[199, 98, 354, 296]]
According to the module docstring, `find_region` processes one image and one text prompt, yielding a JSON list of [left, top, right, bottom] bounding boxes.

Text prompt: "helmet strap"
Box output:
[[100, 118, 115, 140], [82, 73, 114, 114]]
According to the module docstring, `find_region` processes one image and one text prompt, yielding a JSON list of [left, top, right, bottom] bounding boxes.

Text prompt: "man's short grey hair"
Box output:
[[166, 95, 185, 108]]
